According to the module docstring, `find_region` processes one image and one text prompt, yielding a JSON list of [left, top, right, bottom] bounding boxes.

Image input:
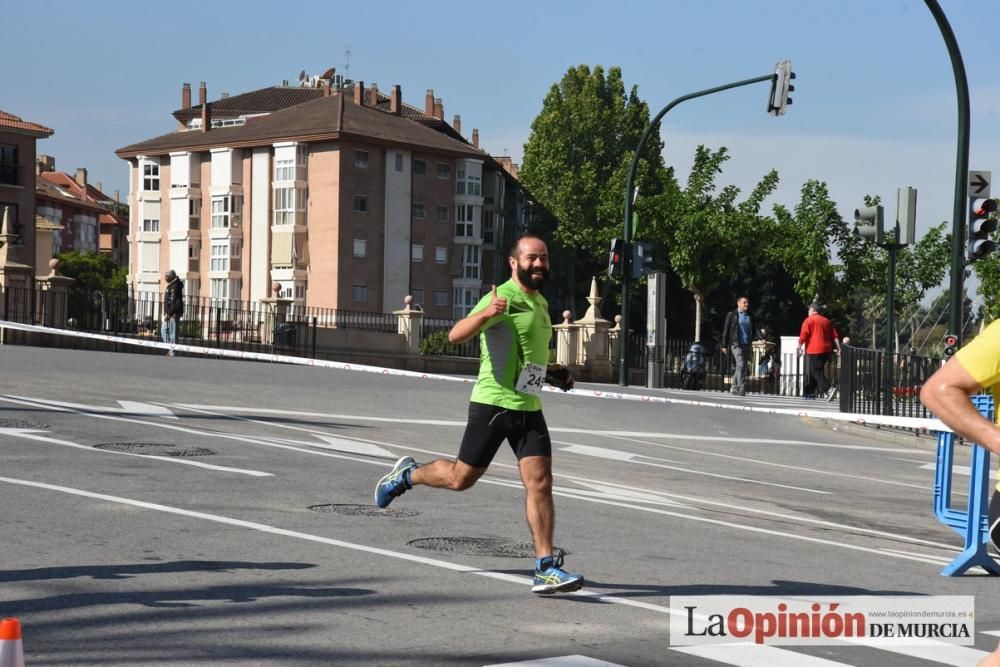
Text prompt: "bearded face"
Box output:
[[516, 260, 550, 290]]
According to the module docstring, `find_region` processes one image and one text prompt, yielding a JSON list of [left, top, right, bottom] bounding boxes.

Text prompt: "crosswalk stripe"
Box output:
[[672, 644, 850, 665], [844, 641, 989, 666]]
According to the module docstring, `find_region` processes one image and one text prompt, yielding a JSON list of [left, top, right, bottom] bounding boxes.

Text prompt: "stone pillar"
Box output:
[[751, 339, 774, 377], [0, 206, 37, 343], [576, 277, 614, 382], [35, 258, 74, 328], [552, 309, 580, 368], [394, 295, 425, 354], [609, 315, 623, 367], [260, 282, 293, 346]]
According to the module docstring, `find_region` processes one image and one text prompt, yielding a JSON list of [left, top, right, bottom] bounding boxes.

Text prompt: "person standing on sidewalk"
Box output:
[[162, 269, 184, 355], [797, 303, 840, 400], [372, 234, 583, 595], [721, 296, 756, 396]]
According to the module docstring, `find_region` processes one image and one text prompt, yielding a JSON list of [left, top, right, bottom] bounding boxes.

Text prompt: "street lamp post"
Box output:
[[619, 67, 791, 386]]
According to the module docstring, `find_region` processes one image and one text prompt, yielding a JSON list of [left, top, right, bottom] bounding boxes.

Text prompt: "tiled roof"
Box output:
[[37, 172, 127, 223], [0, 109, 54, 137], [36, 179, 106, 212], [118, 93, 486, 159], [173, 86, 326, 120]]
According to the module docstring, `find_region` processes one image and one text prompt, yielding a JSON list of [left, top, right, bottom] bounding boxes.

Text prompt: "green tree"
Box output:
[[55, 250, 127, 293], [649, 145, 778, 340], [520, 64, 674, 311]]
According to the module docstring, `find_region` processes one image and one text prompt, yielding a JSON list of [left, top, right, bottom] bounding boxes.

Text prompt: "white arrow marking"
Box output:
[[560, 444, 637, 462], [310, 434, 396, 459], [567, 480, 691, 508], [118, 401, 178, 419]]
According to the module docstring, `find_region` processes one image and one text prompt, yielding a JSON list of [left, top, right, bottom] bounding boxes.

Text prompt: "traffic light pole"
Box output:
[[619, 73, 775, 386], [882, 242, 900, 416], [924, 0, 970, 347]]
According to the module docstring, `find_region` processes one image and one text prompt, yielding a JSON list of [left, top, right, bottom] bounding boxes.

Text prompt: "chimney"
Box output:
[[425, 89, 434, 116], [367, 83, 379, 106], [97, 181, 103, 193], [182, 83, 191, 110], [220, 92, 229, 99], [453, 115, 461, 136], [201, 102, 211, 132], [35, 154, 55, 175], [433, 98, 443, 120], [74, 168, 87, 188], [198, 81, 207, 107], [114, 189, 120, 203], [353, 80, 365, 105], [390, 85, 401, 115], [472, 129, 479, 149]]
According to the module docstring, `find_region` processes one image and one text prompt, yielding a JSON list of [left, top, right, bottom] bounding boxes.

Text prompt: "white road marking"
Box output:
[[0, 475, 684, 619], [170, 402, 466, 427], [1, 395, 959, 566], [485, 656, 628, 666], [309, 434, 396, 459], [919, 462, 998, 479], [117, 401, 178, 419], [561, 480, 692, 508], [562, 444, 830, 495], [673, 644, 851, 665], [841, 640, 988, 666], [0, 427, 272, 477], [559, 444, 638, 462]]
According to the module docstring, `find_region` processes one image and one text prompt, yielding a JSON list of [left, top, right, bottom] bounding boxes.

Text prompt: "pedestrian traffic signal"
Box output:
[[631, 241, 654, 279], [967, 197, 998, 262], [943, 333, 959, 358], [854, 205, 885, 244], [767, 60, 795, 116], [609, 238, 626, 279]]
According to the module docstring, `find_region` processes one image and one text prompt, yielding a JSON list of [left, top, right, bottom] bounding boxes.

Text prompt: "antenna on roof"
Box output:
[[298, 69, 306, 82], [344, 45, 352, 79]]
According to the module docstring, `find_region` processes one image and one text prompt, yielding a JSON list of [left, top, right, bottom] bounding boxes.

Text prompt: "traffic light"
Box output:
[[767, 60, 795, 116], [943, 332, 959, 358], [632, 241, 654, 279], [854, 205, 885, 244], [967, 197, 998, 262], [609, 238, 626, 279]]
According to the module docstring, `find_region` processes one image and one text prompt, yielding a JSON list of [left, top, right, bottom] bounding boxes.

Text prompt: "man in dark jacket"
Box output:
[[162, 269, 184, 354], [720, 296, 757, 395]]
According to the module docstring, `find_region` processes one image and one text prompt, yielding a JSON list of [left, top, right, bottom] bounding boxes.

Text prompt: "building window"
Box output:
[[483, 210, 495, 244], [275, 158, 295, 181], [354, 150, 369, 168], [210, 241, 240, 272], [453, 287, 477, 319], [412, 202, 425, 219], [353, 195, 368, 213], [436, 205, 448, 223], [142, 162, 160, 191], [412, 244, 424, 262], [274, 186, 306, 226], [436, 290, 449, 307], [455, 204, 475, 237], [189, 198, 201, 217], [435, 246, 447, 264], [352, 284, 367, 302], [462, 244, 481, 279], [142, 218, 160, 232], [437, 163, 450, 179], [395, 153, 404, 172], [456, 170, 481, 196], [412, 288, 424, 305], [0, 145, 18, 185], [353, 239, 367, 257], [211, 195, 241, 229], [295, 284, 306, 300], [413, 159, 426, 176]]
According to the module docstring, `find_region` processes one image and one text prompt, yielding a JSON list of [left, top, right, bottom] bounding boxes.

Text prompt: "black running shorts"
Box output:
[[457, 402, 552, 468]]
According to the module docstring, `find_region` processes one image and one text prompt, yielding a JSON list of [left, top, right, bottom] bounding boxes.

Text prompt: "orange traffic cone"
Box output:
[[0, 618, 25, 667]]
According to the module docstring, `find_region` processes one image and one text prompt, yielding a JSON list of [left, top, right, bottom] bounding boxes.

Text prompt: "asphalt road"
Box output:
[[0, 344, 996, 666]]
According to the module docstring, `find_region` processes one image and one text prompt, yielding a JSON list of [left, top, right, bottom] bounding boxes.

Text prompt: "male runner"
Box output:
[[374, 234, 583, 594]]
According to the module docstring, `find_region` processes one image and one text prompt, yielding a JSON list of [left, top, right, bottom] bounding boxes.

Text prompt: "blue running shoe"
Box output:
[[532, 554, 584, 594], [374, 456, 417, 508]]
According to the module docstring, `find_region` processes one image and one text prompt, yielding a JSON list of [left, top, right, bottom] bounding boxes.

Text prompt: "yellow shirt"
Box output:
[[954, 319, 1000, 489]]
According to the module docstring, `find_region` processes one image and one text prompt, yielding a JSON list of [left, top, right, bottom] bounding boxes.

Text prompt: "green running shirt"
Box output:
[[468, 279, 552, 411]]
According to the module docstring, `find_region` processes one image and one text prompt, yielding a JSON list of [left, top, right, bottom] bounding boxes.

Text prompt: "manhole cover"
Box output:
[[407, 537, 568, 558], [0, 418, 48, 429], [309, 504, 419, 518], [94, 443, 216, 457]]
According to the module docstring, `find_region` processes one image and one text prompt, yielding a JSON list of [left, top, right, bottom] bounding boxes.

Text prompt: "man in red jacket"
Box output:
[[797, 303, 841, 400]]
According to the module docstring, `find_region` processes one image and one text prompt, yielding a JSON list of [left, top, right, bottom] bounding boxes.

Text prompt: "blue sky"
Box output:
[[5, 0, 999, 299]]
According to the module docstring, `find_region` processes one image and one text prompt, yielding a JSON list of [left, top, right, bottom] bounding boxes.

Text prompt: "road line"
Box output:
[[840, 640, 988, 666], [0, 427, 272, 477], [672, 644, 851, 665]]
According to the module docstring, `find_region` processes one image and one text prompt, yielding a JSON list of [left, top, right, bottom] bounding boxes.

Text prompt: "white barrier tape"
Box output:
[[0, 319, 949, 433]]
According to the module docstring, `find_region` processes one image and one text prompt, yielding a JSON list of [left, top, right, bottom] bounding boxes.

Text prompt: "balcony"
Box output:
[[0, 163, 24, 187]]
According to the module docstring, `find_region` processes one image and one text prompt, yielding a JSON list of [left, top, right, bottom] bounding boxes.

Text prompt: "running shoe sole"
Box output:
[[532, 575, 584, 594], [374, 455, 415, 508]]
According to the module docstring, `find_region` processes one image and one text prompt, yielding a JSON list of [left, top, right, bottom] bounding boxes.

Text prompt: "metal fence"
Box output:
[[839, 345, 941, 419]]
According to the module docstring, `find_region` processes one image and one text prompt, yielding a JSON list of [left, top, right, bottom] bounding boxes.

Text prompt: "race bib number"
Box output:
[[515, 362, 546, 395]]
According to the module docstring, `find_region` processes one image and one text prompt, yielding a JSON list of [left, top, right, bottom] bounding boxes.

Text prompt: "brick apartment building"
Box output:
[[115, 71, 530, 319], [0, 108, 54, 277], [35, 157, 129, 266]]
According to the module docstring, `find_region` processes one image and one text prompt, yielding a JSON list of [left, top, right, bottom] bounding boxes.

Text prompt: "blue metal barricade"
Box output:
[[933, 394, 1000, 576]]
